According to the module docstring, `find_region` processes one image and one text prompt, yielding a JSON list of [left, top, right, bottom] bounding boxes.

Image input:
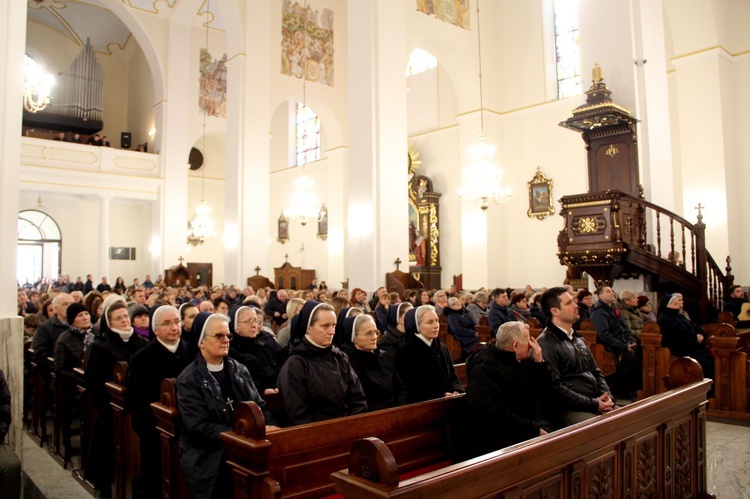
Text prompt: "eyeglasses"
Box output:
[[158, 319, 182, 328], [238, 319, 263, 326], [207, 333, 233, 341], [357, 331, 380, 339]]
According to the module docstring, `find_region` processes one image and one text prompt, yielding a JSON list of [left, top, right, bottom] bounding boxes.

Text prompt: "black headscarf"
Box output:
[[290, 300, 327, 345], [333, 307, 359, 346]]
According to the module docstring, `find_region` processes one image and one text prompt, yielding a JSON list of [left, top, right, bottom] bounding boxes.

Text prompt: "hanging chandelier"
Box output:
[[459, 0, 511, 211], [187, 0, 216, 246], [284, 0, 323, 227], [23, 55, 54, 113]]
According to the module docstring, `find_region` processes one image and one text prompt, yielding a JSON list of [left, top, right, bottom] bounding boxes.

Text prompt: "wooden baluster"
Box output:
[[681, 225, 687, 269], [691, 232, 696, 275], [656, 213, 662, 257], [669, 218, 675, 262]]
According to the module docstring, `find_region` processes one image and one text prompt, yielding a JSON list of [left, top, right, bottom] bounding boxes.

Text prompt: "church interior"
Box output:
[[2, 0, 750, 497]]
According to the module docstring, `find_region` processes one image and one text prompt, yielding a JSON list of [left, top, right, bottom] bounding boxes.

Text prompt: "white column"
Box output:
[[631, 0, 675, 211], [347, 0, 409, 291], [672, 50, 732, 264], [325, 147, 347, 287], [0, 0, 28, 460], [225, 0, 272, 284], [98, 194, 112, 281], [158, 21, 192, 271]]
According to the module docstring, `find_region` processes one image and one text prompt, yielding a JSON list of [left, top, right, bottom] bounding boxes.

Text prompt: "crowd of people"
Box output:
[[13, 274, 733, 498]]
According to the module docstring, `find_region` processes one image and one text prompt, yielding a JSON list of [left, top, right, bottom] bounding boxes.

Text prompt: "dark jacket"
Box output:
[[590, 301, 637, 352], [341, 344, 406, 411], [264, 297, 287, 326], [529, 304, 547, 327], [375, 305, 389, 333], [84, 329, 148, 416], [177, 355, 274, 499], [228, 334, 281, 393], [379, 324, 408, 357], [53, 326, 92, 382], [278, 337, 367, 425], [487, 301, 515, 335], [443, 306, 479, 354], [657, 306, 714, 378], [126, 339, 191, 436], [467, 343, 552, 451], [0, 369, 10, 443], [394, 335, 464, 403], [32, 316, 69, 365], [536, 323, 610, 423]]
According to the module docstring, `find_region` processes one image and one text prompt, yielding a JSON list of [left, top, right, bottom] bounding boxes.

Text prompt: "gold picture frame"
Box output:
[[277, 212, 289, 244], [527, 167, 554, 220]]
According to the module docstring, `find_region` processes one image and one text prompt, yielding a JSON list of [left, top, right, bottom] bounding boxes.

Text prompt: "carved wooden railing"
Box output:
[[559, 190, 733, 320]]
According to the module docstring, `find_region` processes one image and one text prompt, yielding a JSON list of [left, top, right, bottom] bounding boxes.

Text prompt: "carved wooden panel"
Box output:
[[585, 452, 616, 499], [673, 416, 694, 499], [515, 472, 564, 498], [635, 431, 660, 498]]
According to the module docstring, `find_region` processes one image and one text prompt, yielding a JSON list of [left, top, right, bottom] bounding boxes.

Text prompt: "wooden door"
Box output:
[[187, 263, 213, 287]]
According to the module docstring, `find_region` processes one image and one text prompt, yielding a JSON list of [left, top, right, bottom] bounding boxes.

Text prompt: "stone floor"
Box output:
[[19, 418, 750, 498]]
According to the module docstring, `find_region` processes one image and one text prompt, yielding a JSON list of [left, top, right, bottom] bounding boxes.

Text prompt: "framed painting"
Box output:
[[317, 205, 328, 240], [527, 167, 554, 220], [277, 212, 289, 244]]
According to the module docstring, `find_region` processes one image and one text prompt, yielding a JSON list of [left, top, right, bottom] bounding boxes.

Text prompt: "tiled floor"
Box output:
[[20, 419, 750, 498]]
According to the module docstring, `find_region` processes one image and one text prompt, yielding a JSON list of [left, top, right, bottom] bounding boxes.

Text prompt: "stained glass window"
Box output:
[[554, 0, 582, 99], [406, 48, 437, 77], [296, 102, 320, 166]]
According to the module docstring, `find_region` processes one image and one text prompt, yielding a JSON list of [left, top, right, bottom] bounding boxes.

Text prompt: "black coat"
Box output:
[[529, 305, 547, 327], [394, 335, 464, 403], [487, 302, 515, 335], [378, 325, 408, 357], [32, 316, 69, 365], [536, 323, 610, 424], [126, 339, 192, 436], [590, 301, 637, 352], [177, 355, 273, 499], [443, 307, 479, 354], [467, 344, 551, 451], [277, 337, 367, 426], [264, 297, 287, 326], [53, 327, 92, 383], [228, 334, 281, 393], [341, 345, 406, 411], [0, 369, 10, 443], [657, 308, 715, 378]]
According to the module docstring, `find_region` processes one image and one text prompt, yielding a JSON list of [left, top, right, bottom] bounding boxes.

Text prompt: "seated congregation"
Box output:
[[19, 277, 742, 498]]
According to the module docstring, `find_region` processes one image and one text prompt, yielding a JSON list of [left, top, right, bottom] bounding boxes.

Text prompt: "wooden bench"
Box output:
[[437, 315, 463, 363], [105, 361, 142, 499], [72, 365, 97, 494], [331, 358, 712, 498], [220, 395, 474, 498], [705, 322, 750, 420]]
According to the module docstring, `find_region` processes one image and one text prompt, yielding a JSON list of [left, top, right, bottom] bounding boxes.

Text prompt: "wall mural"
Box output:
[[281, 0, 335, 86], [416, 0, 471, 30], [199, 48, 228, 118]]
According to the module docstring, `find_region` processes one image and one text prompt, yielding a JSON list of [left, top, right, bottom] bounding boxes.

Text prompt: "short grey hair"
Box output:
[[447, 297, 460, 308], [473, 292, 488, 304], [495, 321, 527, 349], [619, 289, 637, 301]]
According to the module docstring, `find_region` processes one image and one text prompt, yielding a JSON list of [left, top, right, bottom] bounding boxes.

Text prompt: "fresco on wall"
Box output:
[[281, 0, 335, 86], [416, 0, 471, 30], [199, 48, 228, 118]]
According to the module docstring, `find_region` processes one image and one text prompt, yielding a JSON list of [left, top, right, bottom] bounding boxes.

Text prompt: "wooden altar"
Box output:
[[274, 261, 315, 291], [164, 259, 190, 287], [408, 174, 442, 290]]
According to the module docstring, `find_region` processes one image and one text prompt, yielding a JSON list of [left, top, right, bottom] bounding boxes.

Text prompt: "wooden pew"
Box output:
[[28, 349, 49, 446], [437, 315, 463, 363], [48, 364, 68, 467], [705, 322, 750, 421], [72, 366, 97, 494], [106, 361, 142, 499], [577, 320, 617, 378], [454, 363, 467, 389], [331, 359, 712, 498], [637, 322, 672, 399], [151, 378, 193, 499], [476, 316, 491, 344], [220, 395, 473, 499]]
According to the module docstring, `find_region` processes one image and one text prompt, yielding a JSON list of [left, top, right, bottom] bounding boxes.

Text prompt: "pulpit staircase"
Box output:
[[557, 190, 733, 323]]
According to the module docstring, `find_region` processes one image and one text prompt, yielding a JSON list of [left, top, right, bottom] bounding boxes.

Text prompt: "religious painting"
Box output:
[[281, 0, 335, 86], [317, 204, 328, 240], [408, 201, 427, 266], [527, 167, 555, 220], [416, 0, 471, 30], [277, 212, 289, 244], [407, 171, 442, 289], [199, 48, 228, 118]]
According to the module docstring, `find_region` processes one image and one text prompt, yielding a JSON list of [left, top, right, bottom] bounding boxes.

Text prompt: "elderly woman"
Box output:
[[443, 297, 478, 361], [177, 312, 277, 499], [657, 293, 715, 380], [617, 290, 645, 337], [278, 300, 367, 425], [340, 314, 406, 411], [229, 306, 281, 394], [127, 305, 191, 499], [84, 301, 148, 497], [433, 290, 449, 315], [510, 293, 531, 323], [466, 291, 489, 325], [394, 305, 464, 403], [379, 302, 413, 356]]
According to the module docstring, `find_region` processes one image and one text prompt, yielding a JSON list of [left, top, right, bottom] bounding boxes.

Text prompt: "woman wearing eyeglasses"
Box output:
[[278, 300, 367, 426], [177, 312, 278, 499], [394, 305, 464, 403], [126, 305, 191, 499], [228, 306, 281, 394], [340, 314, 406, 411], [84, 301, 149, 497]]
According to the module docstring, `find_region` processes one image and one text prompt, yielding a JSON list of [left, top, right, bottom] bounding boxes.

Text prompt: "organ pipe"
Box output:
[[50, 37, 103, 122]]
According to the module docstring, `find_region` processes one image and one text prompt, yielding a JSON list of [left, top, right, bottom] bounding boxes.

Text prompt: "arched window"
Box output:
[[406, 48, 437, 77], [17, 210, 62, 285], [296, 102, 320, 166], [553, 0, 582, 98]]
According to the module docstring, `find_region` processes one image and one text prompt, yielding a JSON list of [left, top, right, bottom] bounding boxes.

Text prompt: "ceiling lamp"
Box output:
[[187, 0, 216, 246], [284, 0, 323, 227], [23, 55, 54, 113], [458, 0, 511, 211]]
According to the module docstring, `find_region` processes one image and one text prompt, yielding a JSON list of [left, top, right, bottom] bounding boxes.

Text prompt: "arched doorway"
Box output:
[[17, 210, 62, 286]]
